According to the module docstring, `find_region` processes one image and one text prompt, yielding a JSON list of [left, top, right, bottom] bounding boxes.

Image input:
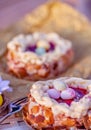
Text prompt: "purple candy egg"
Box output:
[[47, 88, 60, 99], [61, 88, 76, 100], [49, 42, 55, 51], [25, 44, 36, 52]]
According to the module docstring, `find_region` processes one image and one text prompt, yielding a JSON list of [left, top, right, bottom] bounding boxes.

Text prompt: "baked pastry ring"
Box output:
[[23, 77, 91, 129], [7, 32, 74, 80]]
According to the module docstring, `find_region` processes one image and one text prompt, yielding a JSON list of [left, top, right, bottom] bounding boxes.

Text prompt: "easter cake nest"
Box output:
[[6, 32, 74, 80], [23, 77, 91, 130]]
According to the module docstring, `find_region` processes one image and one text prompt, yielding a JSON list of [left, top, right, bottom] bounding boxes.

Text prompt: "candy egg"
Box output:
[[0, 94, 3, 106], [25, 45, 36, 52], [37, 40, 50, 50], [53, 80, 67, 91], [47, 89, 60, 99], [35, 47, 46, 55], [61, 88, 76, 100]]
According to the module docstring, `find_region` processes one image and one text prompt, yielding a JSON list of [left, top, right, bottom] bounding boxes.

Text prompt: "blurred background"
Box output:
[[0, 0, 91, 29]]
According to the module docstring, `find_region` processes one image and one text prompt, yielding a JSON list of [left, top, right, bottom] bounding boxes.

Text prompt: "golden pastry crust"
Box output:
[[7, 49, 73, 80], [23, 103, 91, 130]]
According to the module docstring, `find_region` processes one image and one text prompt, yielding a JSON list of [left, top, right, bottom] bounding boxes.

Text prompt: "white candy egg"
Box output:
[[47, 88, 60, 99], [37, 40, 50, 50], [61, 88, 76, 100], [53, 80, 67, 91]]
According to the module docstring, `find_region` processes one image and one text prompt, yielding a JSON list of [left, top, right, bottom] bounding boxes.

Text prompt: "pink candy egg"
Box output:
[[61, 88, 76, 100], [47, 89, 60, 99]]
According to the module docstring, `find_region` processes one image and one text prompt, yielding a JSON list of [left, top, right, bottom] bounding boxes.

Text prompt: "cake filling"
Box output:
[[47, 86, 87, 106], [25, 41, 55, 55]]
